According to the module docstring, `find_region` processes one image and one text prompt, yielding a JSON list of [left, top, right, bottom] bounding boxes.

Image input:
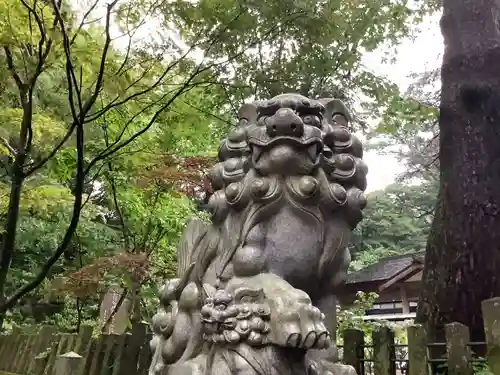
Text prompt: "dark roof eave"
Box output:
[[346, 252, 425, 284]]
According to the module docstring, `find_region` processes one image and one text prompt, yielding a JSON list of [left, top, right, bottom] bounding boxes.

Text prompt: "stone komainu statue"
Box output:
[[149, 94, 368, 375]]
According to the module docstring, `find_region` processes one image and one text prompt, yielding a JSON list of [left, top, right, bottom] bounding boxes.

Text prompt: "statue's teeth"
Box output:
[[307, 144, 317, 161]]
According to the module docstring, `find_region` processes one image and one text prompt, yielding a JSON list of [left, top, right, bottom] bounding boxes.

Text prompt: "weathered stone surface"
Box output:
[[149, 94, 368, 375], [445, 322, 472, 375], [407, 325, 428, 375], [481, 297, 500, 374], [54, 351, 83, 375], [342, 329, 364, 374], [372, 327, 395, 375]]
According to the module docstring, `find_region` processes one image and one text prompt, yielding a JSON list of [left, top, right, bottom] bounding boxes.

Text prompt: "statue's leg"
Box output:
[[307, 295, 358, 375], [307, 294, 338, 364]]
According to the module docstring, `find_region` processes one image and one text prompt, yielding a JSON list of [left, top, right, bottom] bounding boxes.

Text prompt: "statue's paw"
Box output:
[[223, 273, 331, 349], [272, 303, 331, 350]]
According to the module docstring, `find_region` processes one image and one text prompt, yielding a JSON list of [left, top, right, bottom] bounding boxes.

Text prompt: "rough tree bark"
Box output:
[[417, 0, 500, 345]]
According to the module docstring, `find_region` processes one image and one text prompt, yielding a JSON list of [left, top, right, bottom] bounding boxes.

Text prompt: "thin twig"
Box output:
[[0, 138, 17, 157]]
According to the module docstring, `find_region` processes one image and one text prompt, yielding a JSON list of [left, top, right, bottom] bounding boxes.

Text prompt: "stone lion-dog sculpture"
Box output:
[[149, 93, 368, 375]]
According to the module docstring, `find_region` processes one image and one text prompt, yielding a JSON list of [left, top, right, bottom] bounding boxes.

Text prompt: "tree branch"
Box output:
[[84, 11, 302, 172], [70, 0, 101, 45], [101, 110, 131, 250], [4, 47, 26, 95], [83, 6, 265, 123], [25, 0, 118, 176], [0, 138, 17, 157], [23, 125, 75, 177], [1, 105, 86, 313], [19, 0, 54, 87]]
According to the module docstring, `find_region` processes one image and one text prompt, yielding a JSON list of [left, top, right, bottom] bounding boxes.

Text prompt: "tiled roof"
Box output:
[[347, 252, 425, 284]]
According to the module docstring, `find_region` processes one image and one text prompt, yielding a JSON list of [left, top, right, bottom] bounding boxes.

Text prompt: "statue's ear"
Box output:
[[238, 103, 258, 125], [317, 98, 352, 125]]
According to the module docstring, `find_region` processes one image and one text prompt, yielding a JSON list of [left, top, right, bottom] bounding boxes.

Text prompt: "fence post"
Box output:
[[0, 334, 6, 363], [445, 322, 472, 375], [138, 332, 155, 375], [481, 297, 500, 374], [81, 337, 98, 375], [372, 327, 396, 375], [33, 356, 49, 375], [0, 335, 7, 371], [99, 334, 118, 375], [89, 335, 107, 375], [111, 334, 128, 375], [343, 328, 365, 375], [54, 352, 83, 375], [119, 322, 148, 375], [0, 334, 8, 370], [12, 326, 21, 336], [21, 334, 38, 375], [5, 331, 21, 372], [57, 333, 72, 355], [13, 334, 29, 374], [407, 324, 429, 375], [28, 326, 57, 375], [44, 334, 63, 375], [74, 325, 94, 356]]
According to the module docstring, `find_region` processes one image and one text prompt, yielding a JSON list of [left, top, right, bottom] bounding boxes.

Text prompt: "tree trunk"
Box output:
[[417, 0, 500, 346], [0, 165, 25, 297], [0, 167, 24, 331], [0, 90, 31, 329]]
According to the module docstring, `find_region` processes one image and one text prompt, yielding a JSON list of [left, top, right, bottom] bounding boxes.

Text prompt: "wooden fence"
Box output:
[[0, 323, 152, 375], [1, 297, 500, 375], [340, 296, 500, 375]]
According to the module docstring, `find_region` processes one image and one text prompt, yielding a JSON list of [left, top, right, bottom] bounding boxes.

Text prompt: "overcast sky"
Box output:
[[362, 13, 443, 192]]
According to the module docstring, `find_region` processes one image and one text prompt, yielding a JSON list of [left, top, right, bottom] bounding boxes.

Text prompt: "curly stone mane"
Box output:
[[198, 94, 366, 281]]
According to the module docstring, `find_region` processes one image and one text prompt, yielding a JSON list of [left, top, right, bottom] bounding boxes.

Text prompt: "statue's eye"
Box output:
[[303, 115, 320, 127]]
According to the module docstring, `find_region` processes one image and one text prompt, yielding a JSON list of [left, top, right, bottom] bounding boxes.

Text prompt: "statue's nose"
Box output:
[[266, 108, 304, 137]]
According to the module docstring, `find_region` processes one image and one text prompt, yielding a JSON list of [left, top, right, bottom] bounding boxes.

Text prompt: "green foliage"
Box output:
[[0, 0, 55, 45], [161, 0, 439, 121], [434, 358, 493, 375], [472, 361, 493, 375], [0, 175, 118, 301], [0, 0, 441, 331], [0, 107, 66, 156], [376, 95, 439, 136], [337, 292, 412, 338], [336, 291, 413, 373], [0, 0, 229, 329], [337, 291, 379, 335], [350, 181, 437, 270], [370, 68, 440, 183]]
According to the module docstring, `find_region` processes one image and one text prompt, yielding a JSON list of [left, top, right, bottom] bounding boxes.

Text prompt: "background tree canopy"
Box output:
[[0, 0, 441, 332], [350, 181, 437, 271]]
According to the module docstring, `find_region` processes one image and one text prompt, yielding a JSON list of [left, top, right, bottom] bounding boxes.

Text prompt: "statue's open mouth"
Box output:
[[247, 122, 323, 163], [248, 135, 324, 164]]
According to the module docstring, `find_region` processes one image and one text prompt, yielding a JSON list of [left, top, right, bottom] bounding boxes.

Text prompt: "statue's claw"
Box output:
[[303, 332, 318, 348], [286, 332, 302, 347], [316, 332, 331, 349], [274, 301, 331, 350]]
